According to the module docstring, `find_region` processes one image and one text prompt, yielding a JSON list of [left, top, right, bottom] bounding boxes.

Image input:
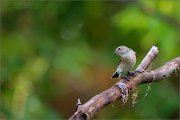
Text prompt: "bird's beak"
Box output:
[[113, 51, 116, 55]]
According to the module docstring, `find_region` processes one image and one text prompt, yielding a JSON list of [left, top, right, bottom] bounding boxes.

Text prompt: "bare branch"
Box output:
[[136, 46, 158, 71], [126, 57, 180, 89], [69, 46, 180, 120]]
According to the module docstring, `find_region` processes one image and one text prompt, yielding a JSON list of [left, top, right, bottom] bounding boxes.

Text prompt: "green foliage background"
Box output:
[[1, 1, 180, 119]]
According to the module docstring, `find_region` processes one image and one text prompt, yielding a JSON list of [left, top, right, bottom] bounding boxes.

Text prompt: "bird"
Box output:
[[111, 46, 136, 79]]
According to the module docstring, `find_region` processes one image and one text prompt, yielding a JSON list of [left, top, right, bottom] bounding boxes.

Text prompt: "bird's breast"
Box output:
[[121, 54, 136, 70]]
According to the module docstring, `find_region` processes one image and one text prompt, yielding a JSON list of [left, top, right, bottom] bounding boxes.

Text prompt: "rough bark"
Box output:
[[69, 46, 180, 120]]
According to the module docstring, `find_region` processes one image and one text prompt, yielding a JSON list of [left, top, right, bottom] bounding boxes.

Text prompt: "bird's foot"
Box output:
[[127, 71, 136, 76], [128, 69, 145, 76], [135, 68, 145, 73], [120, 75, 130, 81], [115, 82, 129, 103]]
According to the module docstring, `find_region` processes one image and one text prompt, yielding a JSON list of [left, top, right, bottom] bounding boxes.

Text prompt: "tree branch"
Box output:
[[69, 46, 180, 120]]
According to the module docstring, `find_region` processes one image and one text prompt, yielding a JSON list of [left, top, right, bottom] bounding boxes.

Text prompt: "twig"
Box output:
[[69, 46, 180, 120]]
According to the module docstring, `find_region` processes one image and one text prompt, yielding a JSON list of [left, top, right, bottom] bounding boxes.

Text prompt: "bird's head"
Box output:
[[113, 46, 131, 57]]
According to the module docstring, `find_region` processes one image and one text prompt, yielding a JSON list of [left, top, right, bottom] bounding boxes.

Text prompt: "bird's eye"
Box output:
[[118, 48, 121, 50]]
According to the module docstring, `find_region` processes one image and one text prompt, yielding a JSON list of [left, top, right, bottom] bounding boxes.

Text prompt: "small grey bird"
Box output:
[[112, 46, 136, 79]]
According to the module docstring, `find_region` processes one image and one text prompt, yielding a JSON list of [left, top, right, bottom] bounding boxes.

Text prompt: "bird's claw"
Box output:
[[127, 71, 136, 76], [128, 69, 145, 76], [135, 68, 145, 73], [120, 75, 130, 81], [115, 82, 129, 103]]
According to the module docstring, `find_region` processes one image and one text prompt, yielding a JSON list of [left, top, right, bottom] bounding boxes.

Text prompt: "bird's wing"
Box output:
[[135, 52, 137, 57], [118, 58, 122, 65]]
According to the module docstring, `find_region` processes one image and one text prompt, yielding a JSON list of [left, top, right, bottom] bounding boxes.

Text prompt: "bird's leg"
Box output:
[[115, 82, 129, 103]]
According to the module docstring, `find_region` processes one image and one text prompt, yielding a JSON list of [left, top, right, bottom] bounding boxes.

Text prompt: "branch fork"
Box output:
[[69, 46, 180, 120]]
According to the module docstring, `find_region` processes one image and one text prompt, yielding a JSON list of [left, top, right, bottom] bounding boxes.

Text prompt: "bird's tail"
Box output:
[[111, 72, 119, 78]]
